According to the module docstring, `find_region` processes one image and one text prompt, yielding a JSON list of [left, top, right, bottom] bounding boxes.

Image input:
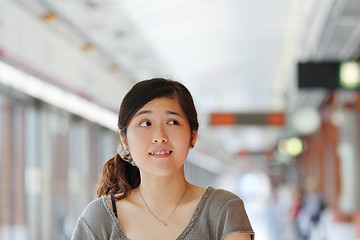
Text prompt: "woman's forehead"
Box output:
[[140, 97, 181, 111]]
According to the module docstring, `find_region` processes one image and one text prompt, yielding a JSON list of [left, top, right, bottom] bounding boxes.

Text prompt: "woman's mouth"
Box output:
[[149, 150, 173, 157]]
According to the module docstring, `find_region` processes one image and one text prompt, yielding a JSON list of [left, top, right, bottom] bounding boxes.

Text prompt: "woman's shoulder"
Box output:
[[207, 186, 243, 203], [72, 196, 123, 239], [188, 186, 253, 239], [82, 195, 106, 213], [79, 195, 116, 226], [200, 186, 248, 217]]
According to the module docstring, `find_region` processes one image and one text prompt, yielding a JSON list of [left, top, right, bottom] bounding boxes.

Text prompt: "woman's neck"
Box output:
[[137, 172, 189, 208]]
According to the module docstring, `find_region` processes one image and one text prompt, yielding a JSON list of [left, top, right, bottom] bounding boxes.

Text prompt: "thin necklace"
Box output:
[[139, 182, 189, 227]]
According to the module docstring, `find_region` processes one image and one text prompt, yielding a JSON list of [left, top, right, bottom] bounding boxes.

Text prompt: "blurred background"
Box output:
[[1, 0, 360, 239]]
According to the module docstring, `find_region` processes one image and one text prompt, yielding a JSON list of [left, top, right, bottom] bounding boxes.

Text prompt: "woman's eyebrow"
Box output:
[[166, 110, 184, 118], [135, 110, 151, 117], [135, 109, 184, 118]]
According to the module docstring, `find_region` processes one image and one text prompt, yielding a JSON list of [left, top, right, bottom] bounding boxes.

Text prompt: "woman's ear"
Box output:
[[119, 130, 127, 148], [190, 130, 198, 149]]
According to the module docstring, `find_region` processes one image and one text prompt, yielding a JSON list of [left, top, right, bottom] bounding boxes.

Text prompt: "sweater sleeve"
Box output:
[[71, 217, 98, 240], [217, 197, 255, 240]]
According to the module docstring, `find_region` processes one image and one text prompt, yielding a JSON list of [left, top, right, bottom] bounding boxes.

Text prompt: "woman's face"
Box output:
[[123, 97, 197, 177]]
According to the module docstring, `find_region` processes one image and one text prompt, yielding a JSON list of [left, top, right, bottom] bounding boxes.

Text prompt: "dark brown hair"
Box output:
[[97, 78, 199, 199]]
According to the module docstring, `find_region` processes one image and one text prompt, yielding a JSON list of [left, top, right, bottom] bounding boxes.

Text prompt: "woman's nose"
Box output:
[[152, 127, 168, 143]]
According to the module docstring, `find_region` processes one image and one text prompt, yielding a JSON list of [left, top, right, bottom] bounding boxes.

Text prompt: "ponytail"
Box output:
[[97, 154, 140, 200]]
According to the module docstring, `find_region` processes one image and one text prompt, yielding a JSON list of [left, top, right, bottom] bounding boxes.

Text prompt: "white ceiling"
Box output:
[[27, 0, 304, 113], [11, 0, 360, 167], [119, 0, 293, 112]]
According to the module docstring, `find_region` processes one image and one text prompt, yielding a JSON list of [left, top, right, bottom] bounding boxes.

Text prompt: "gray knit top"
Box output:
[[71, 186, 255, 240]]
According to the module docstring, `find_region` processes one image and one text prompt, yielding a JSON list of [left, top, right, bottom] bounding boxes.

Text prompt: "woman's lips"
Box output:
[[149, 149, 173, 158]]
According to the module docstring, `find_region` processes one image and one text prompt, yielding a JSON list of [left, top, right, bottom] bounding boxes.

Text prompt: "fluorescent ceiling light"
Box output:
[[339, 61, 360, 89], [0, 61, 118, 131]]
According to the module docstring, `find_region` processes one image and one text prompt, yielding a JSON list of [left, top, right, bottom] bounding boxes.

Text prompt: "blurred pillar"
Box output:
[[12, 101, 26, 230], [353, 92, 360, 238], [0, 98, 13, 234], [0, 98, 26, 238]]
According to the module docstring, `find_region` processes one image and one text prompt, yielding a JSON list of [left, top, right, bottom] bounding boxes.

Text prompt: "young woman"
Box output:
[[71, 78, 254, 240]]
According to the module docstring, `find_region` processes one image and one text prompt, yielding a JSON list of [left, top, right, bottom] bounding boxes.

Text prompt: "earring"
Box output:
[[117, 143, 136, 166]]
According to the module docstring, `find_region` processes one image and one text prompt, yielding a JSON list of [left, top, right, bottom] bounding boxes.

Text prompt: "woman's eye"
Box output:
[[168, 120, 179, 125], [140, 121, 151, 127]]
